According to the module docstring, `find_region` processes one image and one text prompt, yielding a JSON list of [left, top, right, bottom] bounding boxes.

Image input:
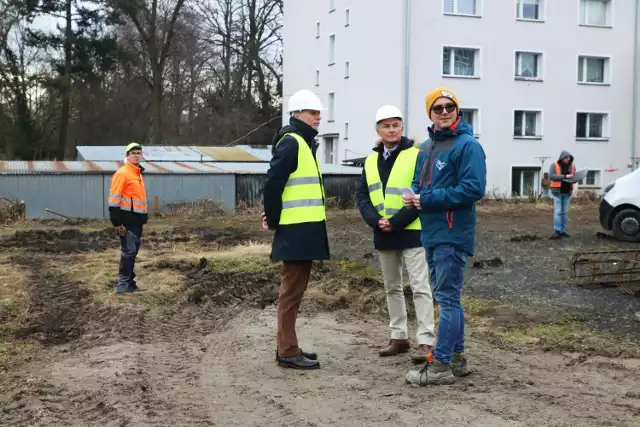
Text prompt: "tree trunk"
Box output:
[[56, 0, 72, 160], [151, 67, 163, 145]]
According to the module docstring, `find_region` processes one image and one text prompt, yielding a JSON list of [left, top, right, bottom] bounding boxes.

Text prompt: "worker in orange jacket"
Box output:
[[108, 142, 148, 294]]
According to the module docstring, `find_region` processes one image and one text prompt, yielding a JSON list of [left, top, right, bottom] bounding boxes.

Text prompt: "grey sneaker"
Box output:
[[452, 352, 471, 377], [405, 360, 455, 386]]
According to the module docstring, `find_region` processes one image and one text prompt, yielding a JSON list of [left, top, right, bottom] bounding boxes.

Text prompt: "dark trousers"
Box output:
[[276, 260, 312, 357], [116, 224, 142, 293]]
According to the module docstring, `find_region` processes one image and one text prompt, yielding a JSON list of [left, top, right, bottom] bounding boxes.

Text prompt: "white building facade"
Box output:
[[282, 0, 640, 197]]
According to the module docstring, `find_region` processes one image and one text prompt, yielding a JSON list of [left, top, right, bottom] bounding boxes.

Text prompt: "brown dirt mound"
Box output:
[[150, 258, 280, 308], [1, 227, 259, 253]]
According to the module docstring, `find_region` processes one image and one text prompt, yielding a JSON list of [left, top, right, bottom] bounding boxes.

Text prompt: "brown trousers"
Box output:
[[276, 260, 313, 357]]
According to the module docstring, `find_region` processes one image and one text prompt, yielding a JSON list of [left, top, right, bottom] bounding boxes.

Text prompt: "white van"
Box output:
[[599, 168, 640, 242]]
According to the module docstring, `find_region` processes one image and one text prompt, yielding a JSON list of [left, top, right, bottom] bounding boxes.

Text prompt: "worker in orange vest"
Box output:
[[108, 142, 148, 294], [548, 150, 576, 239]]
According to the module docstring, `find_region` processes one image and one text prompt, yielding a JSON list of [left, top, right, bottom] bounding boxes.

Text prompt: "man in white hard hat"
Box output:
[[356, 105, 436, 363], [262, 89, 330, 370]]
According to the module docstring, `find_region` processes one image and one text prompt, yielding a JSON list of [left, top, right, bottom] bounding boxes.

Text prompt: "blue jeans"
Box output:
[[426, 244, 467, 365], [117, 224, 142, 293], [553, 194, 571, 233]]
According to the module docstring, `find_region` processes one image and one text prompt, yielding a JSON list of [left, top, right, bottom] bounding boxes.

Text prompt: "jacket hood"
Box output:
[[558, 150, 574, 163], [372, 136, 415, 152], [428, 119, 474, 141], [270, 117, 319, 153]]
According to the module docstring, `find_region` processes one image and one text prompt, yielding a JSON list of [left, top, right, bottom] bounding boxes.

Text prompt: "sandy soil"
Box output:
[[1, 203, 639, 426]]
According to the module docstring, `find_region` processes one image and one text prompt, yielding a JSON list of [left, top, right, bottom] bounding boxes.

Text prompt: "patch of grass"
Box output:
[[335, 259, 378, 278]]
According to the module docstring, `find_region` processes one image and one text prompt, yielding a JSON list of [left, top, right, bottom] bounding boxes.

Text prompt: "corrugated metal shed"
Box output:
[[0, 161, 360, 175], [0, 161, 226, 174], [76, 145, 215, 162], [234, 145, 272, 161]]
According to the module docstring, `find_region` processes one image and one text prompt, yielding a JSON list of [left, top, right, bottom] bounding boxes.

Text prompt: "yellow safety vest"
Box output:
[[364, 146, 421, 230], [277, 133, 326, 225]]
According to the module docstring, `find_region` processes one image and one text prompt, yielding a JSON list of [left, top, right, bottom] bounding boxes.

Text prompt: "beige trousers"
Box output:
[[378, 247, 436, 346]]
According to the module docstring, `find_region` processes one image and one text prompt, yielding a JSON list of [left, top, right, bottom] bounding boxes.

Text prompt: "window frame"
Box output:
[[329, 0, 335, 13], [345, 8, 350, 26], [510, 165, 542, 198], [328, 92, 336, 122], [512, 109, 543, 139], [441, 45, 482, 79], [578, 168, 603, 188], [316, 22, 320, 38], [575, 111, 610, 140], [514, 50, 544, 81], [460, 107, 481, 137], [344, 122, 349, 140], [577, 54, 611, 85], [515, 0, 545, 22], [328, 33, 336, 66], [315, 69, 320, 87], [578, 0, 613, 28], [344, 60, 350, 79], [443, 0, 482, 17]]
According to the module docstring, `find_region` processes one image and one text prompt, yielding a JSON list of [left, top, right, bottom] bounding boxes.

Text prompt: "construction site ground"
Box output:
[[1, 201, 639, 426]]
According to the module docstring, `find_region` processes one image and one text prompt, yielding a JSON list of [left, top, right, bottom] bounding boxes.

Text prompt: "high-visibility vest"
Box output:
[[277, 133, 326, 225], [364, 146, 421, 230], [108, 162, 148, 214], [550, 162, 576, 189]]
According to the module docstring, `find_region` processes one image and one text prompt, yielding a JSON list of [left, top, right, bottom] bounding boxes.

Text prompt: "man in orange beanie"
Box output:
[[403, 87, 487, 386]]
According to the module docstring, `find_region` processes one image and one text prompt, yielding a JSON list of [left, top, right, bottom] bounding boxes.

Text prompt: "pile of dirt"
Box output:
[[151, 258, 280, 308], [1, 226, 261, 253]]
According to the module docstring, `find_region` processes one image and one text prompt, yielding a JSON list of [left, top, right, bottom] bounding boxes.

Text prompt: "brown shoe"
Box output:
[[379, 339, 411, 357], [411, 344, 434, 364]]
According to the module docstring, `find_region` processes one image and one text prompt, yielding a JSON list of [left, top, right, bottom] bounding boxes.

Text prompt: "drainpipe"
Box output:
[[632, 0, 640, 170], [402, 0, 412, 137]]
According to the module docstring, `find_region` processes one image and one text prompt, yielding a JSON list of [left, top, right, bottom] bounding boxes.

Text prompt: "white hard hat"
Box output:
[[287, 89, 326, 112], [375, 105, 403, 123]]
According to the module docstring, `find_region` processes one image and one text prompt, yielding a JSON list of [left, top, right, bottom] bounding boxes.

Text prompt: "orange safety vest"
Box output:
[[108, 162, 148, 214], [549, 162, 576, 188]]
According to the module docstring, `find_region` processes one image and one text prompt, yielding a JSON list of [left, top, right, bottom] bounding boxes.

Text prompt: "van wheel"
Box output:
[[612, 208, 640, 242]]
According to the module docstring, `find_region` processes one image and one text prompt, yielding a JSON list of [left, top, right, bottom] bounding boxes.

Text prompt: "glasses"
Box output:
[[432, 103, 457, 115]]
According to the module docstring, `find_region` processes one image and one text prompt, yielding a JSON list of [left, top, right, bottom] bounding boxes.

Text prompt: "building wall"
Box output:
[[284, 0, 640, 196], [283, 0, 404, 163]]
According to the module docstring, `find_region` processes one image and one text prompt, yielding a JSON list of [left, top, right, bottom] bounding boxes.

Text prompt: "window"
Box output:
[[329, 34, 336, 65], [444, 0, 479, 15], [460, 108, 479, 135], [344, 122, 349, 139], [578, 56, 609, 84], [315, 69, 320, 86], [515, 51, 542, 80], [578, 170, 602, 187], [344, 60, 350, 78], [329, 0, 335, 12], [513, 110, 542, 137], [517, 0, 543, 20], [324, 136, 337, 164], [345, 8, 350, 26], [328, 92, 335, 122], [316, 22, 320, 38], [442, 46, 480, 77], [579, 0, 612, 26], [576, 112, 609, 139], [511, 167, 540, 197]]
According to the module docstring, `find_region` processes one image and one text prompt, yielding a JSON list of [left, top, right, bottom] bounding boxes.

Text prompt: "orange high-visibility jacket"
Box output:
[[549, 162, 576, 189], [108, 162, 148, 226]]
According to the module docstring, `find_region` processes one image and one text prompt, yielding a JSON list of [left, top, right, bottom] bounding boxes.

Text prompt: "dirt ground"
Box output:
[[1, 202, 639, 426]]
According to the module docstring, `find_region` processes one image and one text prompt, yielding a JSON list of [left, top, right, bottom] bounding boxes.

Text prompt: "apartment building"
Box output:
[[282, 0, 640, 196]]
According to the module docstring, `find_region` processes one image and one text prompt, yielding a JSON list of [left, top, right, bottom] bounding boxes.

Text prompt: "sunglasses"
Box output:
[[432, 103, 457, 115]]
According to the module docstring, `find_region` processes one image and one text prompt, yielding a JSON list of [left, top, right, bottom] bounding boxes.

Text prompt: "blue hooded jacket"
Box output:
[[410, 119, 487, 256]]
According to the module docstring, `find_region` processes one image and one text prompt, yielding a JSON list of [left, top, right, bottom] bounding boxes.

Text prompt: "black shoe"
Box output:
[[549, 232, 563, 240], [275, 349, 317, 361], [276, 352, 320, 370], [561, 232, 570, 237]]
